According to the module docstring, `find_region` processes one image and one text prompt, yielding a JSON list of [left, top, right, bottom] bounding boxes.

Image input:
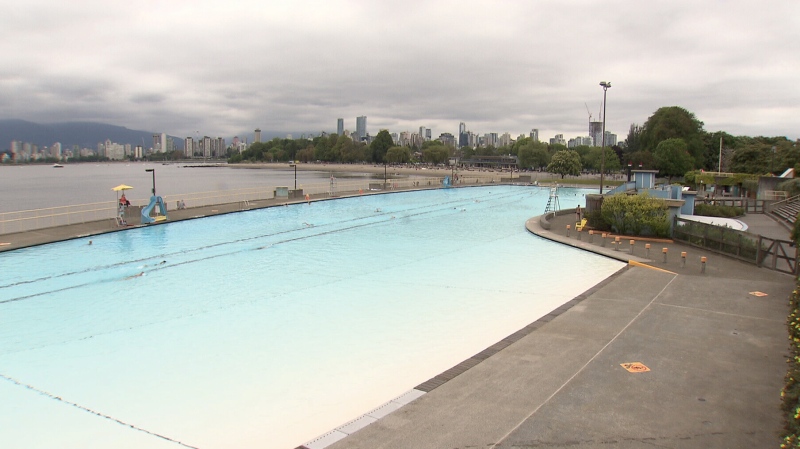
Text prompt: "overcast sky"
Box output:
[[4, 0, 799, 143]]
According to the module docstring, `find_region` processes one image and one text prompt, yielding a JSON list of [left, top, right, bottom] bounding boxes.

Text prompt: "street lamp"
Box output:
[[599, 81, 611, 194], [289, 163, 297, 189], [145, 168, 156, 196], [771, 146, 776, 174]]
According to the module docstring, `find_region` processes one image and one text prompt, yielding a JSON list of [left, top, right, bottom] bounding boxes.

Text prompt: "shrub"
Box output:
[[694, 203, 745, 218], [599, 193, 670, 237], [784, 221, 800, 447], [779, 179, 800, 199]]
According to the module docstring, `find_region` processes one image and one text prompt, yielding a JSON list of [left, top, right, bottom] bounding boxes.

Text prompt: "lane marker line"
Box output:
[[0, 373, 201, 449], [628, 260, 677, 275]]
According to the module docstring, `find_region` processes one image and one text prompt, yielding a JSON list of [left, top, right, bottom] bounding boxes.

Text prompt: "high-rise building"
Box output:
[[530, 129, 539, 142], [356, 116, 367, 141], [550, 134, 566, 146], [438, 133, 456, 147], [589, 122, 603, 146], [184, 137, 194, 158], [458, 122, 468, 148], [499, 132, 513, 148], [51, 142, 62, 159], [254, 129, 262, 143], [604, 131, 618, 146], [337, 118, 344, 135]]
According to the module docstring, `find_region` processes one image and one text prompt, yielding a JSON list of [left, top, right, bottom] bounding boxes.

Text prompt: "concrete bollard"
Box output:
[[662, 247, 668, 264], [701, 256, 707, 273], [645, 243, 651, 258], [614, 236, 620, 251], [566, 224, 571, 237], [601, 233, 607, 247], [681, 251, 687, 268], [629, 239, 635, 255], [577, 227, 582, 240], [588, 230, 594, 243]]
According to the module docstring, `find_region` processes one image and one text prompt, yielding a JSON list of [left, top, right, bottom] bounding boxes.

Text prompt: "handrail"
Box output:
[[769, 193, 800, 208], [0, 174, 508, 235]]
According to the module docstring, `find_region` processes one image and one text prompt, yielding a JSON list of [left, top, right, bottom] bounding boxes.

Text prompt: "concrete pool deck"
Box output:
[[1, 191, 795, 448], [315, 212, 794, 449]]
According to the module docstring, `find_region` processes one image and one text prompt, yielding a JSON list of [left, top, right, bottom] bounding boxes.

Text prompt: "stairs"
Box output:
[[770, 195, 800, 226]]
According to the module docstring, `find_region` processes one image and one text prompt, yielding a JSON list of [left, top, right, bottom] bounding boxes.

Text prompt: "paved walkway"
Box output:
[[316, 210, 794, 449]]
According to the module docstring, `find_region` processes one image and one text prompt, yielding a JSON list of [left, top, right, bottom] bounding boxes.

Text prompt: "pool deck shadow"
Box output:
[[312, 211, 793, 449]]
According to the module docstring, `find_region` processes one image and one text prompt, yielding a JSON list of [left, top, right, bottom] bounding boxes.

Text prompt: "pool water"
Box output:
[[0, 186, 623, 449]]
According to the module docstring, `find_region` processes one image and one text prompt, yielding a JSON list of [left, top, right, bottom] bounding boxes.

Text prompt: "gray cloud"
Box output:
[[2, 0, 798, 142]]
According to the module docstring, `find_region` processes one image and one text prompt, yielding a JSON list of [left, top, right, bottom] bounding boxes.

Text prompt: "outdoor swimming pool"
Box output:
[[0, 186, 624, 449]]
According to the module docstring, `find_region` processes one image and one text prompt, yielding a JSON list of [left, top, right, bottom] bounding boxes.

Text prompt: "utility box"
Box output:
[[289, 189, 304, 199], [274, 186, 289, 199]]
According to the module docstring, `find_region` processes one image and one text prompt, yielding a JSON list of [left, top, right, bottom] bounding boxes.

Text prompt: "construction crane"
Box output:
[[584, 103, 592, 122]]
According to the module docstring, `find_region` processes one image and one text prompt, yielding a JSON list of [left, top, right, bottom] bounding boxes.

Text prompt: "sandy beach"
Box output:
[[229, 162, 504, 177]]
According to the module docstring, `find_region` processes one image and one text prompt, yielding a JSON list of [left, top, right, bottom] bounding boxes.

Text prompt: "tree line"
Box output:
[[229, 106, 798, 181]]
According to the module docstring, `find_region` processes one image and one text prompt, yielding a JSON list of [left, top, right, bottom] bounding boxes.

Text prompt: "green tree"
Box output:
[[511, 137, 532, 156], [385, 146, 411, 164], [729, 146, 766, 174], [573, 145, 593, 164], [640, 106, 705, 168], [547, 150, 582, 179], [518, 141, 550, 170], [423, 146, 450, 165], [296, 147, 315, 163], [624, 123, 644, 154], [701, 131, 737, 172], [653, 138, 694, 182], [628, 150, 654, 170], [370, 130, 393, 163], [583, 147, 621, 174]]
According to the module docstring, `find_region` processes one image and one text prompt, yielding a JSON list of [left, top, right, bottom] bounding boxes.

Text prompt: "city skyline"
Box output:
[[2, 1, 799, 142]]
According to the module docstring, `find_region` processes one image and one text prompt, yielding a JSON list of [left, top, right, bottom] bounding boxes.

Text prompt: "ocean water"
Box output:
[[0, 186, 622, 449], [0, 163, 389, 212]]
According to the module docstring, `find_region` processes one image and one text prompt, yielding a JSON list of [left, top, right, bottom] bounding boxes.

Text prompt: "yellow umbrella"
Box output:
[[111, 184, 134, 191]]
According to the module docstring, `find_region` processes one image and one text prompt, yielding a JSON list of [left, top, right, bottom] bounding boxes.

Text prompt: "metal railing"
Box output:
[[0, 201, 119, 235], [765, 194, 800, 214], [1, 175, 511, 235], [673, 216, 797, 274]]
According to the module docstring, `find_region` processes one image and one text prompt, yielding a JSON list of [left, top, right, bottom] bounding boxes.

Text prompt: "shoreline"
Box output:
[[228, 162, 612, 188], [230, 162, 511, 178]]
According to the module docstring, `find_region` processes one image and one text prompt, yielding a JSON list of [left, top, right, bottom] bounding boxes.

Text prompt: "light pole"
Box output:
[[289, 163, 297, 189], [771, 146, 776, 174], [145, 168, 156, 196], [599, 81, 611, 194]]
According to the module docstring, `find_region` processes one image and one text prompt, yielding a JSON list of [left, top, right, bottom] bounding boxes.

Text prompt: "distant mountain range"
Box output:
[[0, 119, 334, 153], [0, 119, 186, 151]]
